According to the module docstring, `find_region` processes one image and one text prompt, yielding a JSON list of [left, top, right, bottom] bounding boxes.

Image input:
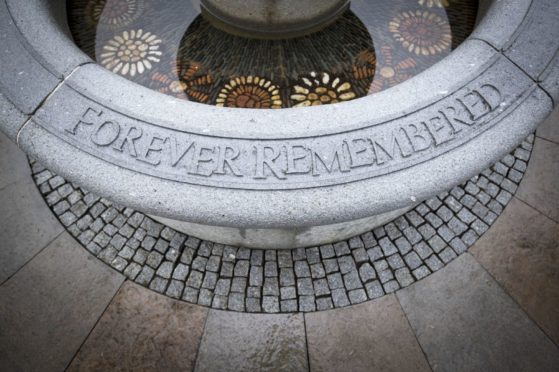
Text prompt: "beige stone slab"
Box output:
[[0, 131, 30, 190], [398, 254, 559, 372], [68, 281, 208, 371], [471, 198, 559, 345], [0, 232, 124, 372], [0, 176, 64, 284], [517, 138, 559, 221], [305, 295, 431, 372], [537, 106, 559, 144], [195, 310, 308, 371]]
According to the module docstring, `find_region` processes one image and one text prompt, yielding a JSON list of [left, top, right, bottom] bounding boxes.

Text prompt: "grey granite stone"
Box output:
[[517, 138, 559, 221], [196, 311, 307, 371], [0, 132, 30, 189], [69, 282, 206, 371], [0, 233, 124, 371], [472, 198, 559, 344], [306, 295, 431, 372], [398, 254, 559, 371], [0, 177, 64, 284]]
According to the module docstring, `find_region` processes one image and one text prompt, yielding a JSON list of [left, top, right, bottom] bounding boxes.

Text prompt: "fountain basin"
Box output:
[[0, 0, 557, 248]]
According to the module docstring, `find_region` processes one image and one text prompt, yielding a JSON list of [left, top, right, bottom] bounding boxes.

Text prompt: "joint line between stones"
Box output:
[[16, 62, 91, 146]]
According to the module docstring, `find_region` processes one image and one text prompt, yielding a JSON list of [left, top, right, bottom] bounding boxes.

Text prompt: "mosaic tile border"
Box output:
[[30, 135, 533, 313]]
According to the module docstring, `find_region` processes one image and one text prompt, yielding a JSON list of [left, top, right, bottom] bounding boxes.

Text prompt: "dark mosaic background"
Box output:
[[30, 135, 533, 313], [67, 0, 478, 108]]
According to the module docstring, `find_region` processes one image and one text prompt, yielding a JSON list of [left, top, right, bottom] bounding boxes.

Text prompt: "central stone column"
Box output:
[[200, 0, 350, 39]]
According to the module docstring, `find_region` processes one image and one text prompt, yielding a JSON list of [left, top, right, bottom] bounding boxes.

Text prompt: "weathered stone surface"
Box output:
[[0, 131, 30, 190], [0, 92, 28, 141], [5, 0, 90, 77], [503, 0, 559, 79], [471, 0, 531, 49], [537, 107, 559, 145], [0, 233, 124, 371], [306, 295, 430, 372], [0, 175, 64, 284], [195, 311, 307, 371], [471, 198, 559, 344], [0, 0, 60, 114], [398, 254, 559, 371], [68, 282, 207, 371], [517, 138, 559, 221]]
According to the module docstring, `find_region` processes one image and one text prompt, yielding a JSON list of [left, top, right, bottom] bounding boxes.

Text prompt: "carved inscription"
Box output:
[[61, 83, 503, 188]]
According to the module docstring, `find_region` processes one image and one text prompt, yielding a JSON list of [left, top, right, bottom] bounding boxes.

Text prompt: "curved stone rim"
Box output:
[[0, 0, 557, 231], [28, 136, 534, 312]]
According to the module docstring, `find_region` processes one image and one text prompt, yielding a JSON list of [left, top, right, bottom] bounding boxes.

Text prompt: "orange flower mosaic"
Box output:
[[291, 72, 356, 107], [352, 50, 377, 80], [389, 10, 452, 55], [368, 46, 417, 94], [216, 76, 283, 109], [150, 61, 213, 103]]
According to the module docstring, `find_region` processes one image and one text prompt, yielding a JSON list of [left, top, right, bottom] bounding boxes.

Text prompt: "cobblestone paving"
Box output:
[[29, 136, 534, 313]]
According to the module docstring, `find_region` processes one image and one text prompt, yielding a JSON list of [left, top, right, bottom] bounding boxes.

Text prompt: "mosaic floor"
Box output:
[[29, 135, 533, 313], [67, 0, 478, 108]]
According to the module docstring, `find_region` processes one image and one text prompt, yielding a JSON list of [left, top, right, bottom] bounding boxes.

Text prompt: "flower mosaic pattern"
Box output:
[[69, 0, 478, 108], [368, 46, 417, 93], [101, 29, 162, 76], [418, 0, 451, 8], [216, 76, 283, 109], [85, 0, 145, 28], [389, 10, 452, 55], [150, 61, 213, 103], [291, 72, 356, 107], [352, 50, 377, 80]]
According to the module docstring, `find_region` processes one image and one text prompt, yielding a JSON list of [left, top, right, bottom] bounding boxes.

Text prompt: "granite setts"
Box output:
[[0, 0, 558, 248], [30, 136, 533, 312]]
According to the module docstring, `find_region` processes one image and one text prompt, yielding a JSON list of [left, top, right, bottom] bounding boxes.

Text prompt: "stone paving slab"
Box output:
[[517, 138, 559, 221], [195, 310, 308, 371], [0, 131, 30, 190], [537, 107, 559, 144], [305, 294, 431, 372], [0, 232, 124, 372], [471, 198, 559, 345], [0, 91, 28, 141], [0, 173, 64, 284], [68, 281, 207, 371], [397, 254, 559, 372]]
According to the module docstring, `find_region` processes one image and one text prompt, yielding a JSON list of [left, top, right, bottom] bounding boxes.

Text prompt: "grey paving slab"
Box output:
[[471, 198, 559, 345], [0, 91, 28, 141], [0, 0, 60, 114], [541, 50, 559, 105], [0, 232, 124, 372], [305, 295, 431, 372], [0, 175, 64, 284], [0, 131, 30, 190], [195, 310, 308, 371], [68, 281, 208, 371], [517, 138, 559, 221], [537, 107, 559, 144], [397, 254, 559, 372]]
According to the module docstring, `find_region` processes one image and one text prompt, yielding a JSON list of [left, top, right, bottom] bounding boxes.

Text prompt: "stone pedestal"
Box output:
[[200, 0, 350, 38]]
